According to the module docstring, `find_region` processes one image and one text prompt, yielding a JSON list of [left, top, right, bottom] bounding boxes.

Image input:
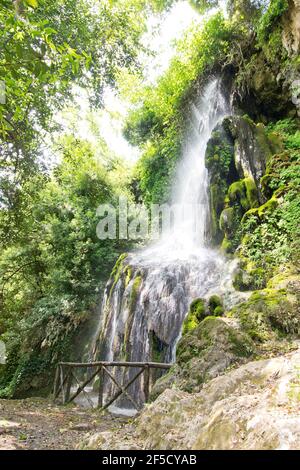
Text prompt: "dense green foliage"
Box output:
[[0, 0, 159, 396], [0, 136, 132, 397], [257, 0, 289, 42], [0, 0, 164, 234]]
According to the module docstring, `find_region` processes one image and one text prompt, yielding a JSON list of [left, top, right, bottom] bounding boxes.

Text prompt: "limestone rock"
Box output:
[[82, 347, 300, 450], [225, 116, 283, 202], [282, 0, 300, 55]]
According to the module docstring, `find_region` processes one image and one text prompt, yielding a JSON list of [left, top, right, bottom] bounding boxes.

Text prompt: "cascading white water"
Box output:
[[93, 79, 238, 411], [140, 78, 227, 259]]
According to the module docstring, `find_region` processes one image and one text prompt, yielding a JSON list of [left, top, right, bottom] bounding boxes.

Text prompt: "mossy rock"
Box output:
[[219, 207, 235, 235], [214, 305, 225, 316], [205, 121, 236, 244], [175, 317, 255, 392], [225, 116, 283, 203], [208, 295, 224, 315], [153, 317, 255, 396], [221, 236, 235, 254], [233, 262, 267, 291], [228, 180, 249, 211], [228, 178, 259, 212], [190, 298, 206, 321], [229, 282, 300, 345], [182, 298, 206, 334], [244, 177, 259, 208]]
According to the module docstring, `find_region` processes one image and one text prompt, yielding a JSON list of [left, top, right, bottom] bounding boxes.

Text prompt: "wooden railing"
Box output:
[[53, 361, 172, 411]]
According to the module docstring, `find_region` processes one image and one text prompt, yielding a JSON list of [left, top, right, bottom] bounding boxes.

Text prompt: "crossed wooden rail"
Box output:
[[53, 361, 172, 411]]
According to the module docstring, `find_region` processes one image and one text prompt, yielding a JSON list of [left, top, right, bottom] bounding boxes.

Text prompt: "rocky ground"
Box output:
[[0, 398, 129, 450], [1, 347, 299, 450], [81, 346, 300, 450]]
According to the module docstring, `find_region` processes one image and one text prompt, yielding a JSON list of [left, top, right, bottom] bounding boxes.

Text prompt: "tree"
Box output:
[[0, 134, 132, 396], [0, 0, 156, 243]]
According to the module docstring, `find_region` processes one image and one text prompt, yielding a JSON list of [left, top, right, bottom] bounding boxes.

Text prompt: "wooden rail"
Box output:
[[53, 361, 172, 411]]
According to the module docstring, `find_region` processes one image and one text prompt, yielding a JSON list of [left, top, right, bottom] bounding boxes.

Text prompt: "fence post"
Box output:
[[144, 364, 150, 403], [98, 366, 104, 408], [60, 365, 66, 404], [65, 366, 72, 403], [53, 364, 60, 400]]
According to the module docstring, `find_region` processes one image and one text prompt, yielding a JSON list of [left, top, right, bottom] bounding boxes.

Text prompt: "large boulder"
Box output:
[[229, 275, 300, 346], [150, 316, 254, 397]]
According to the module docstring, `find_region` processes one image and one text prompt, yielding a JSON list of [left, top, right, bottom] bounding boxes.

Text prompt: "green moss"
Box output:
[[219, 207, 235, 234], [221, 236, 234, 254], [210, 183, 226, 244], [241, 196, 279, 224], [109, 253, 129, 298], [228, 181, 248, 209], [205, 121, 236, 244], [214, 305, 224, 316], [110, 253, 128, 279], [190, 298, 206, 321], [179, 316, 254, 367], [182, 314, 199, 335], [208, 295, 223, 314], [129, 274, 142, 315], [229, 284, 300, 345], [183, 298, 207, 334], [257, 196, 278, 217], [124, 265, 133, 287], [244, 177, 259, 208], [228, 178, 259, 212]]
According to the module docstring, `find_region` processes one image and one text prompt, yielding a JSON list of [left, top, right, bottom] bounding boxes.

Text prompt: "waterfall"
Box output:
[[93, 79, 236, 411]]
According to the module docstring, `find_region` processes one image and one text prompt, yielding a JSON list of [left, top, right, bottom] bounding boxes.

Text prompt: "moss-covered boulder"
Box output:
[[182, 296, 224, 335], [219, 207, 236, 237], [152, 317, 254, 396], [208, 294, 224, 315], [229, 278, 300, 347], [182, 298, 206, 334]]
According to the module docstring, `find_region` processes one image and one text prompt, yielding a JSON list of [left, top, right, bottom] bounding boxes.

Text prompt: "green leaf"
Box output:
[[25, 0, 38, 8]]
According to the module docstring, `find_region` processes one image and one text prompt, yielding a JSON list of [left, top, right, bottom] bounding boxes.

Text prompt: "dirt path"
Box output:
[[0, 398, 129, 450]]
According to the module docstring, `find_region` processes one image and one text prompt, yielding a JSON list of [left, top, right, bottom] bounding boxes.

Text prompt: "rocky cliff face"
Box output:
[[206, 114, 283, 252], [282, 0, 300, 55]]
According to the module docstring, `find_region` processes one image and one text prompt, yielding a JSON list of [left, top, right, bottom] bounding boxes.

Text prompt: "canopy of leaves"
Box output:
[[0, 0, 161, 232]]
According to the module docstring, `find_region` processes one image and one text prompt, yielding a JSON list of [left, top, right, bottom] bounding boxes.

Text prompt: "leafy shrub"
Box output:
[[257, 0, 289, 42]]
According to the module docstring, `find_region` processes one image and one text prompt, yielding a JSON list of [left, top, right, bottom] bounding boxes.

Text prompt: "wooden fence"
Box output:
[[53, 361, 172, 411]]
